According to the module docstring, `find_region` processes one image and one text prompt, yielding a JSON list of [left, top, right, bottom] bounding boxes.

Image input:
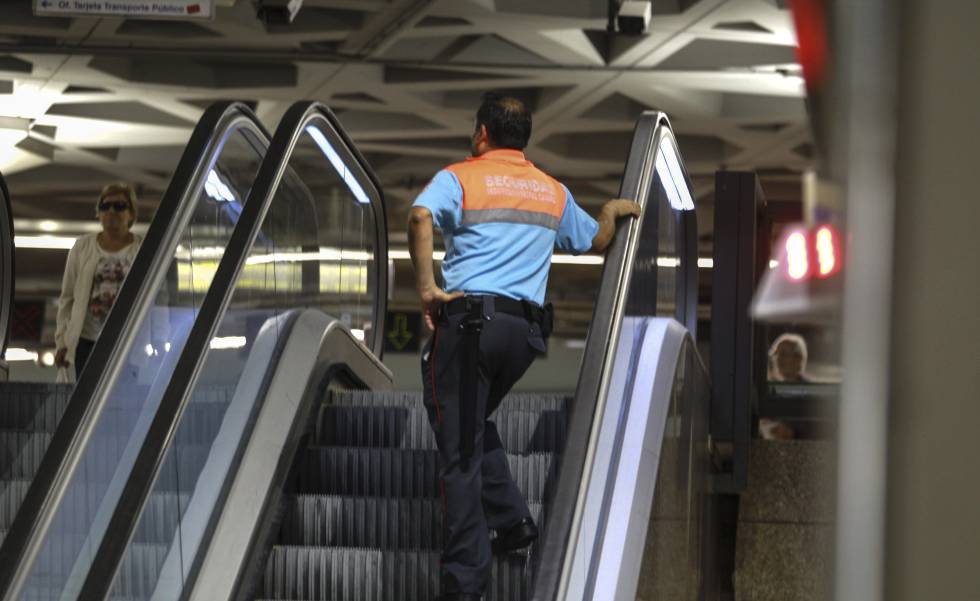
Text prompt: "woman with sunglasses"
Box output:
[[54, 183, 142, 380]]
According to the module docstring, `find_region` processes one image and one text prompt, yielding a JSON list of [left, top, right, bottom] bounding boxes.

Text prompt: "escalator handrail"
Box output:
[[532, 112, 698, 601], [0, 172, 13, 358], [74, 101, 388, 600], [0, 102, 273, 600]]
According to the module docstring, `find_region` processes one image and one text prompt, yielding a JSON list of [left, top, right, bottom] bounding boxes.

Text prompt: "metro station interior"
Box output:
[[0, 1, 976, 600]]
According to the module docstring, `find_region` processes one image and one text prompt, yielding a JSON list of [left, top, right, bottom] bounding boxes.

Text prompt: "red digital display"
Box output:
[[785, 230, 810, 281], [814, 225, 840, 277], [782, 224, 842, 282]]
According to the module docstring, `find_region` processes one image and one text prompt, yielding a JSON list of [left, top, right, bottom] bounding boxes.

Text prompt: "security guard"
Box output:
[[408, 92, 641, 601]]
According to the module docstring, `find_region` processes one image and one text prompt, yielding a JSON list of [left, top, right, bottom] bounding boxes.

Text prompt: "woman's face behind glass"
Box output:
[[98, 192, 135, 236]]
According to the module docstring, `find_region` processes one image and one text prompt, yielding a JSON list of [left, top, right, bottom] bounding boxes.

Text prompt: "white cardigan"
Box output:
[[55, 233, 142, 364]]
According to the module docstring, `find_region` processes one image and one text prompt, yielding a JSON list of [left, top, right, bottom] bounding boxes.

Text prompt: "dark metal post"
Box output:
[[709, 171, 764, 492]]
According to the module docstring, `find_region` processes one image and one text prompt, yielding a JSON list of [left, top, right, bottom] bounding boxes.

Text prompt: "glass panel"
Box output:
[[581, 127, 699, 594], [624, 131, 692, 340], [107, 115, 380, 599], [18, 121, 267, 601], [625, 133, 686, 321], [636, 339, 709, 601]]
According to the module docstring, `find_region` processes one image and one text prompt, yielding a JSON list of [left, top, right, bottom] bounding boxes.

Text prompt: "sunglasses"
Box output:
[[98, 201, 131, 213]]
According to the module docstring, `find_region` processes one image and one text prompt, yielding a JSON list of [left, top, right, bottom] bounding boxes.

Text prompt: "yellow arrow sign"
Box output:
[[387, 313, 413, 350]]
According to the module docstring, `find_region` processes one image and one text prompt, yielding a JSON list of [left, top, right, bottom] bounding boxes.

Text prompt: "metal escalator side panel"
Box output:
[[563, 316, 652, 599], [73, 101, 388, 601], [0, 172, 12, 361], [579, 318, 688, 601], [188, 310, 391, 601], [0, 102, 272, 601]]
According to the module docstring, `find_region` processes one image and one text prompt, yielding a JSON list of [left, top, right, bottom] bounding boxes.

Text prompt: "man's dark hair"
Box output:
[[476, 91, 532, 150]]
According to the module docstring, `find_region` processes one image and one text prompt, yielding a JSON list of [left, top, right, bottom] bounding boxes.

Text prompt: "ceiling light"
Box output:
[[205, 169, 238, 203], [4, 348, 38, 362], [14, 235, 77, 250], [655, 137, 695, 212], [210, 336, 247, 350], [306, 126, 371, 204], [14, 219, 148, 236], [551, 255, 604, 265]]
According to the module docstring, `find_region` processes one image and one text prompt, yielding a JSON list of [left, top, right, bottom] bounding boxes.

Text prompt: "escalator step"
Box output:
[[0, 478, 31, 529], [130, 492, 191, 544], [281, 494, 545, 550], [316, 407, 566, 454], [327, 390, 569, 413], [298, 448, 554, 502], [110, 541, 170, 600], [170, 401, 234, 446], [0, 383, 72, 432], [263, 546, 528, 601], [0, 390, 228, 483], [0, 430, 52, 478]]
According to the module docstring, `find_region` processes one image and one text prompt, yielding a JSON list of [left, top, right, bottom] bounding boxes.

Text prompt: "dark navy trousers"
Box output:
[[421, 298, 545, 596]]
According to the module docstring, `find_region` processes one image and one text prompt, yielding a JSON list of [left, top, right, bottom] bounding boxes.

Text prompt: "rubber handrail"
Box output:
[[0, 172, 13, 358]]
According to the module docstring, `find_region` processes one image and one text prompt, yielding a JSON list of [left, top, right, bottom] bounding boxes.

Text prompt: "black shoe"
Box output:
[[491, 517, 538, 554], [435, 594, 481, 601]]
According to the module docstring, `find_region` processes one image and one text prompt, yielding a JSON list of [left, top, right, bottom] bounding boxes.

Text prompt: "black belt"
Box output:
[[444, 295, 547, 325]]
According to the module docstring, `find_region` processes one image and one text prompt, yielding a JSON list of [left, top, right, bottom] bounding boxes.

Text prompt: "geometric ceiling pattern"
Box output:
[[0, 0, 809, 323]]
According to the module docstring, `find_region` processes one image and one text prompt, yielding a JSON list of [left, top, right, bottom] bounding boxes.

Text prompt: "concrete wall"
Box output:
[[885, 2, 980, 599]]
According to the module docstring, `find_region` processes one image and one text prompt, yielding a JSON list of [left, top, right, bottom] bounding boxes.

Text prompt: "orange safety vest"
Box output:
[[445, 149, 568, 231]]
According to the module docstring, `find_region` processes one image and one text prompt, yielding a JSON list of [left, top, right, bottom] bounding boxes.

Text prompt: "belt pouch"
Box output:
[[541, 303, 555, 338]]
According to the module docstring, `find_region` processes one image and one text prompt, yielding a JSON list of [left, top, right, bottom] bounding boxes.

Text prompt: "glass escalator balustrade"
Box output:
[[6, 110, 269, 601], [107, 111, 383, 600], [557, 116, 709, 601]]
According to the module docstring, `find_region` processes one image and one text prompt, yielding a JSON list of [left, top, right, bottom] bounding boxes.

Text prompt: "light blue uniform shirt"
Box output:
[[413, 169, 599, 305]]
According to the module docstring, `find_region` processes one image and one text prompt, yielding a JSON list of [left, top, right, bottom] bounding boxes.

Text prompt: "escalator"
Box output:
[[0, 102, 273, 601], [1, 102, 711, 601]]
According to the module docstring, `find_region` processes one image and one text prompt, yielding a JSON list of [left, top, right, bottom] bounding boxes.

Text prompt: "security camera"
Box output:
[[617, 1, 652, 35], [256, 0, 303, 25]]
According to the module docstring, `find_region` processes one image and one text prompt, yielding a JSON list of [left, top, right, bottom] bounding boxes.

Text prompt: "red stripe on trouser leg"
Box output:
[[430, 326, 442, 425], [439, 478, 447, 568]]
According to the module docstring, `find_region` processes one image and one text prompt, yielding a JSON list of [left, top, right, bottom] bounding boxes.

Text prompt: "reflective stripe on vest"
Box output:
[[446, 149, 568, 231]]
